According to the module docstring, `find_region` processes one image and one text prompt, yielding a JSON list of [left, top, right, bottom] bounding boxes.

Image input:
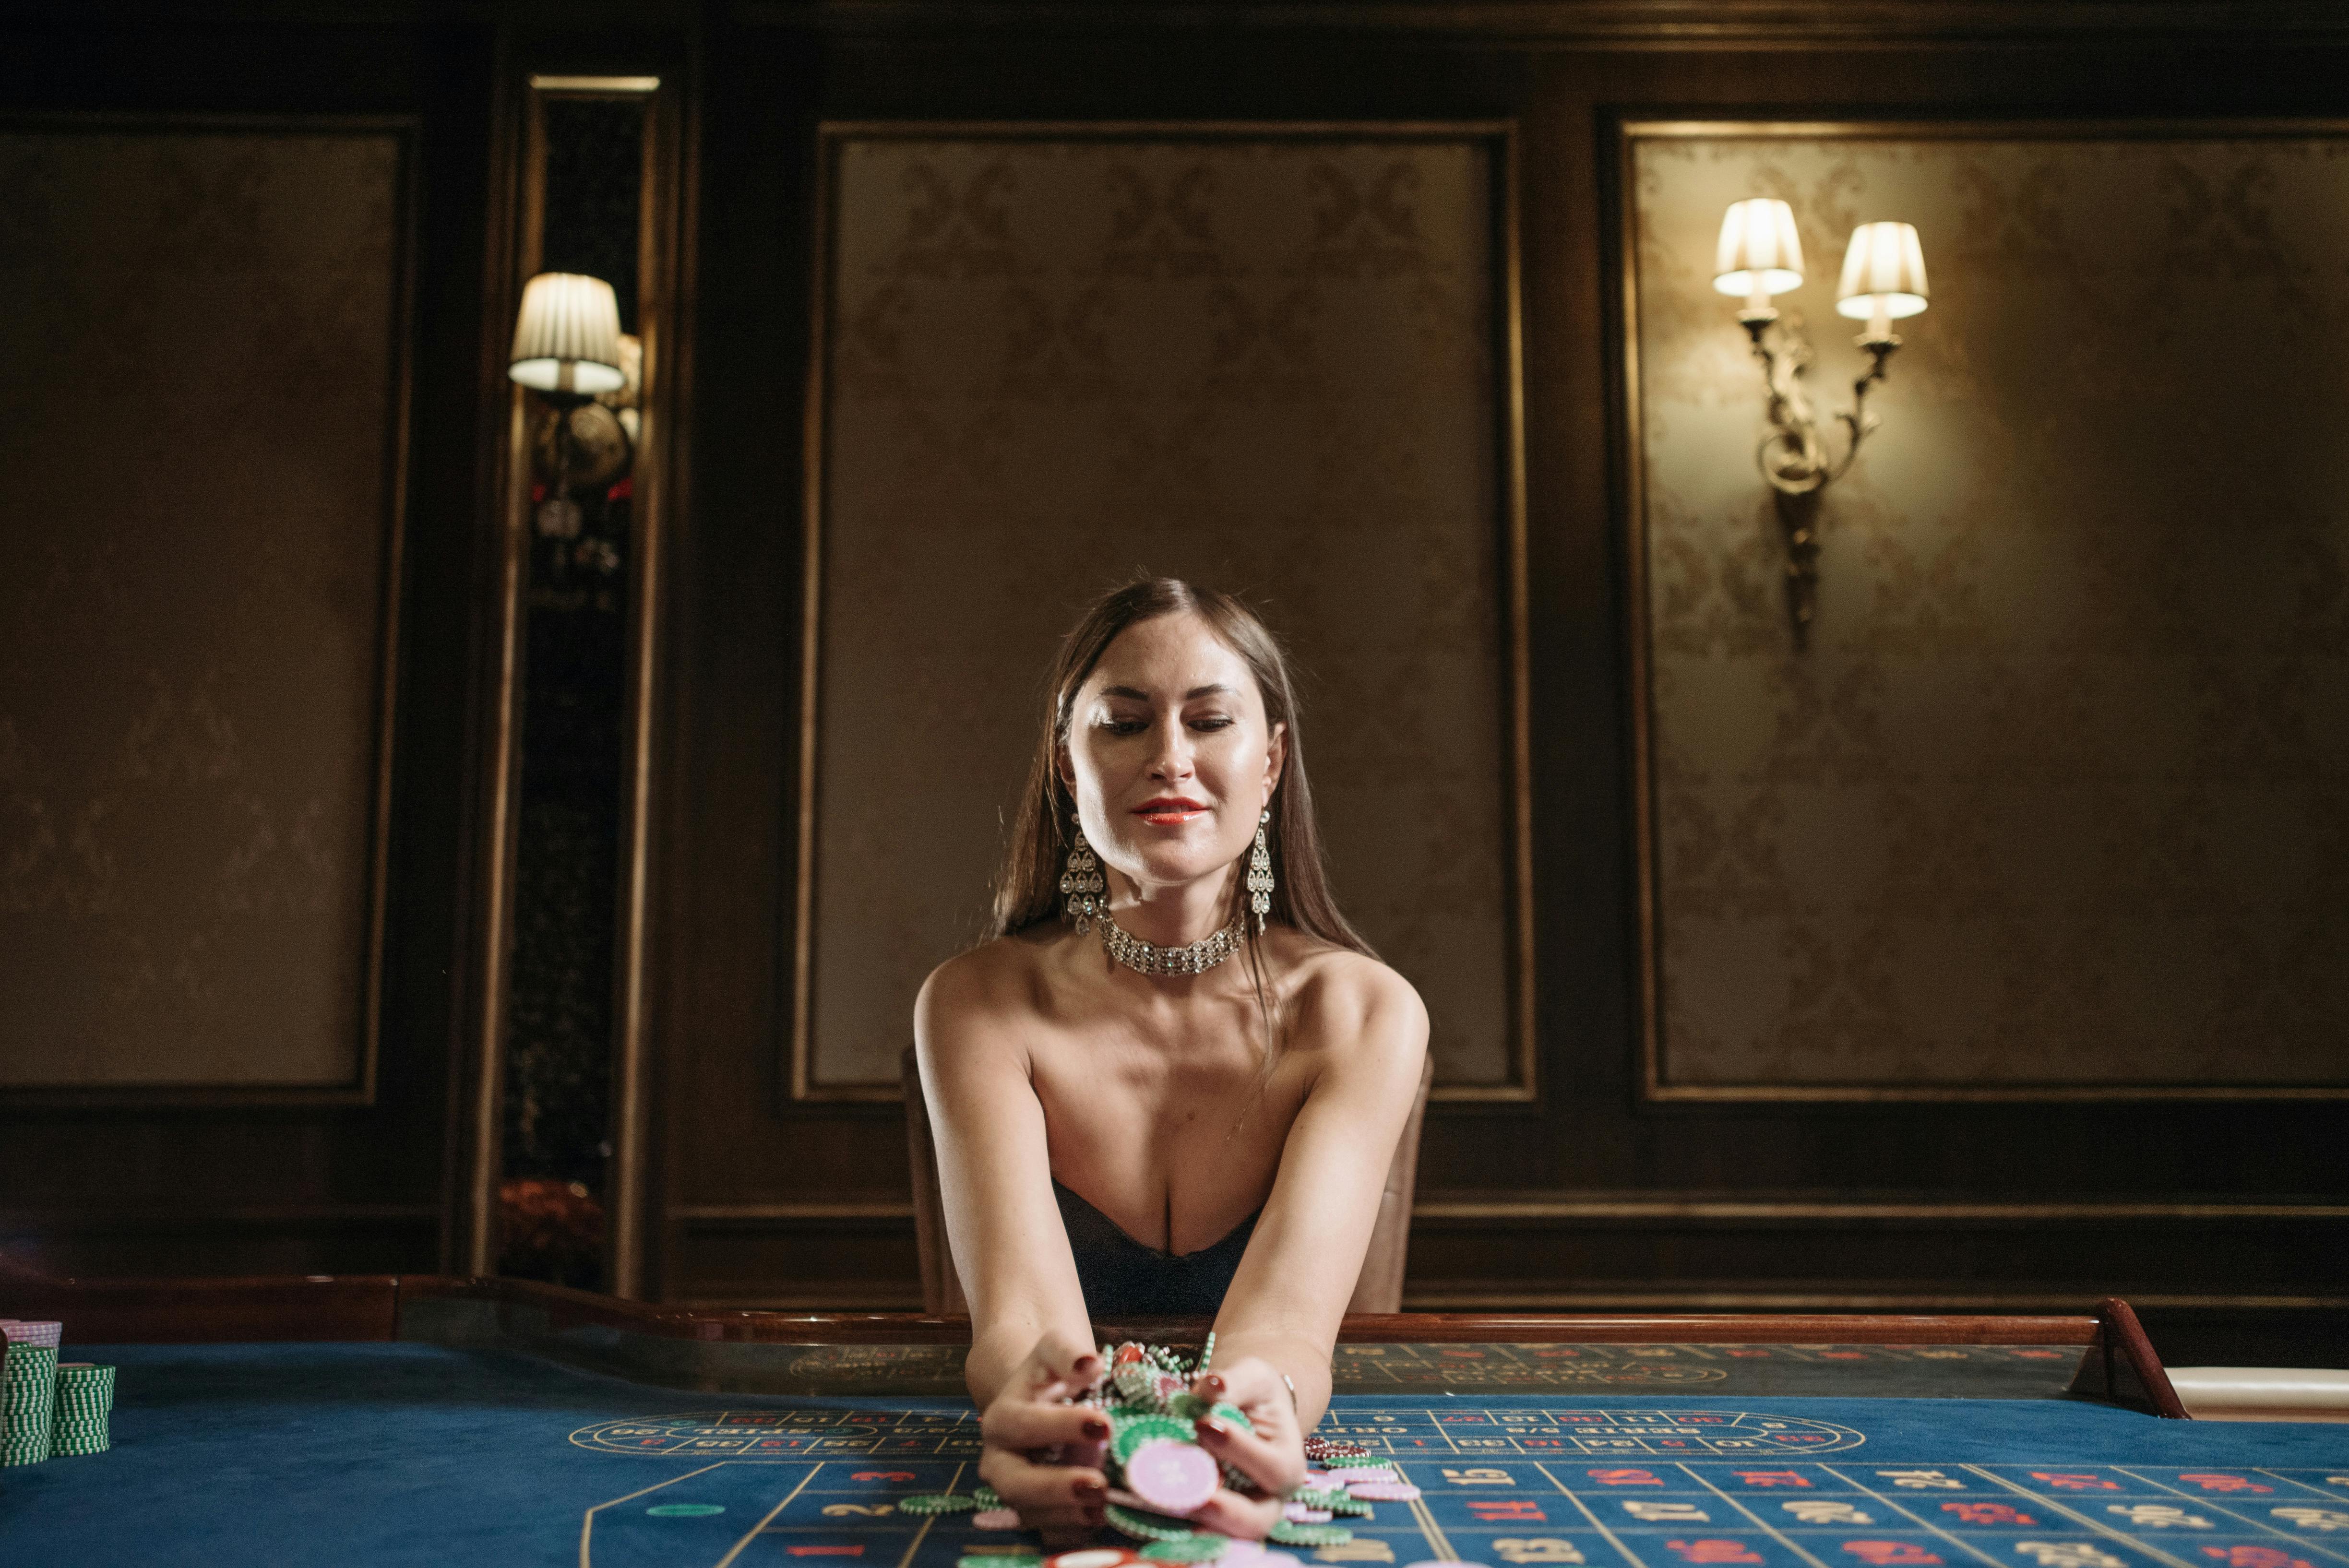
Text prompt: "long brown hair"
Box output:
[[990, 577, 1374, 982]]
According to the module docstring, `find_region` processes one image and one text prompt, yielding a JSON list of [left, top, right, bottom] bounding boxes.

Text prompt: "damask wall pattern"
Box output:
[[0, 126, 406, 1088], [807, 131, 1516, 1090], [1630, 131, 2349, 1088]]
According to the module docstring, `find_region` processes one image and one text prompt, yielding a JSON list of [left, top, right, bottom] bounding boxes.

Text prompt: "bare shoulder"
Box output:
[[1276, 935, 1429, 1070], [913, 931, 1055, 1068]]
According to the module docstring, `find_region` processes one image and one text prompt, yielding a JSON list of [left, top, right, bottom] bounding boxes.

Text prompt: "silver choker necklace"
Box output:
[[1098, 910, 1250, 976]]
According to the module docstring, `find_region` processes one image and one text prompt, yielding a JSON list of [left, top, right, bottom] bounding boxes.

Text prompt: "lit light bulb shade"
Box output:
[[508, 272, 626, 394], [1713, 198, 1806, 298], [1835, 221, 1930, 321]]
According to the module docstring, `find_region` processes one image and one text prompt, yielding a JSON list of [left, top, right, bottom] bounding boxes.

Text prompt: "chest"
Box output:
[[1024, 984, 1309, 1246]]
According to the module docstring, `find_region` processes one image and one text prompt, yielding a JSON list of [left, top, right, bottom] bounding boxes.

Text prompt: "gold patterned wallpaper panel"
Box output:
[[0, 127, 405, 1088], [809, 133, 1514, 1089], [1631, 131, 2349, 1088]]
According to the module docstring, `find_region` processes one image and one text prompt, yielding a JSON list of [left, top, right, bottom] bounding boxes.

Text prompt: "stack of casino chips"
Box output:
[[48, 1363, 116, 1456], [0, 1321, 113, 1464], [1, 1320, 63, 1467], [909, 1337, 1375, 1568]]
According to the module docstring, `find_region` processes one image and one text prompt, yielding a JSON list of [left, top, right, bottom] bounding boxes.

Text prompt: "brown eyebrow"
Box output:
[[1099, 684, 1235, 701]]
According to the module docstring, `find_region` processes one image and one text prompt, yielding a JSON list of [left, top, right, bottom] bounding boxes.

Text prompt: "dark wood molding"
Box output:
[[2096, 1295, 2188, 1419], [735, 1, 2349, 45], [0, 1274, 404, 1344], [1412, 1197, 2349, 1223], [6, 1269, 2132, 1349], [1402, 1284, 2349, 1312], [0, 1207, 442, 1235]]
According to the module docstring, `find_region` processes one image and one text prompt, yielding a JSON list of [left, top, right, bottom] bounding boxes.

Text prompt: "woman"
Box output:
[[914, 577, 1430, 1544]]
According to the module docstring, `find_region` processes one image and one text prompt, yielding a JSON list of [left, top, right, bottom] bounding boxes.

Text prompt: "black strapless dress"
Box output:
[[1052, 1180, 1261, 1317]]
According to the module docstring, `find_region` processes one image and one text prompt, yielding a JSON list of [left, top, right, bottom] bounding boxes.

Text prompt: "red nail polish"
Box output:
[[1197, 1416, 1227, 1439], [1083, 1418, 1109, 1439], [1203, 1375, 1225, 1396]]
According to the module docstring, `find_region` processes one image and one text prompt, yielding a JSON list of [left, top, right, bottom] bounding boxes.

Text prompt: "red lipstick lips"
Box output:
[[1134, 796, 1211, 826]]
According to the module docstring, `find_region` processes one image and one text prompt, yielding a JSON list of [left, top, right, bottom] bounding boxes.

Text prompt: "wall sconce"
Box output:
[[508, 271, 635, 542], [1716, 201, 1930, 646]]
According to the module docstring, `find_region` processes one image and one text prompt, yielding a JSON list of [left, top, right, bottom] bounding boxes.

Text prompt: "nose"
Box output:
[[1147, 714, 1194, 783]]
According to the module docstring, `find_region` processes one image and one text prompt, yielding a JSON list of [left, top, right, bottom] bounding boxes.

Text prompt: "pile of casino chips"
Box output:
[[903, 1338, 1427, 1568], [1, 1320, 116, 1465]]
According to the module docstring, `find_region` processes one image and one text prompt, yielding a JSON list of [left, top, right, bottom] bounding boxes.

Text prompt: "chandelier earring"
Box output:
[[1246, 808, 1274, 935], [1060, 821, 1105, 933]]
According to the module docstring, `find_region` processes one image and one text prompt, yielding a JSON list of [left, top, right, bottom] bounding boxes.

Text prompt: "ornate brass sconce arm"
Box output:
[[1740, 311, 1901, 647]]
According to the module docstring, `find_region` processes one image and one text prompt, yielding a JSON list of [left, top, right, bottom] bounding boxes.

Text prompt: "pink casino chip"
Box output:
[[1123, 1438, 1222, 1514], [1284, 1504, 1335, 1522], [1046, 1551, 1142, 1568], [1334, 1467, 1399, 1485], [1346, 1482, 1422, 1501], [971, 1509, 1022, 1531], [1404, 1561, 1495, 1568]]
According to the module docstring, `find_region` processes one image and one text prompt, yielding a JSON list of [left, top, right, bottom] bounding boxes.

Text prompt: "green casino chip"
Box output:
[[1106, 1503, 1198, 1541], [1268, 1521, 1355, 1546], [1206, 1403, 1251, 1432], [1111, 1413, 1192, 1461], [1319, 1453, 1387, 1469], [958, 1556, 1042, 1568], [1140, 1537, 1229, 1562], [901, 1494, 983, 1514], [971, 1485, 1002, 1509]]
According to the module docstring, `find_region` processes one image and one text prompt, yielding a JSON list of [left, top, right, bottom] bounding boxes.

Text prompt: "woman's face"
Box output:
[[1060, 611, 1286, 897]]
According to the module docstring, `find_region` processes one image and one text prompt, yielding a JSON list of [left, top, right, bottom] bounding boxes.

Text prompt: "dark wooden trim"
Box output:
[[0, 1275, 403, 1344], [2099, 1295, 2189, 1419], [4, 1271, 2130, 1351], [0, 1207, 441, 1236], [735, 1, 2349, 45]]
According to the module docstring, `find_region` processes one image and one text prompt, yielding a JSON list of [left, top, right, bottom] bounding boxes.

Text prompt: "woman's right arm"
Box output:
[[914, 950, 1107, 1538], [914, 949, 1095, 1402]]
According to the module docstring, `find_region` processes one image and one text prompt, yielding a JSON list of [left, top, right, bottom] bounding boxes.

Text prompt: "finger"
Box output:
[[1195, 1412, 1302, 1494], [1192, 1369, 1291, 1446], [985, 1402, 1111, 1454], [1186, 1487, 1284, 1541], [1028, 1333, 1104, 1395], [981, 1453, 1108, 1522]]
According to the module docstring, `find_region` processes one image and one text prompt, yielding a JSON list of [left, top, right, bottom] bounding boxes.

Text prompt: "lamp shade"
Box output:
[[1713, 199, 1806, 298], [508, 272, 626, 394], [1835, 222, 1930, 321]]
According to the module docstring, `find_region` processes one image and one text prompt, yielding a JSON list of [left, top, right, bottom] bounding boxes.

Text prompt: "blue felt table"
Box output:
[[1, 1343, 2345, 1568]]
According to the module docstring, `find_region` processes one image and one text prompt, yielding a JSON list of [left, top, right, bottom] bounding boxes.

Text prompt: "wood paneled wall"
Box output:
[[0, 14, 503, 1280], [649, 3, 2349, 1342], [4, 5, 2345, 1365]]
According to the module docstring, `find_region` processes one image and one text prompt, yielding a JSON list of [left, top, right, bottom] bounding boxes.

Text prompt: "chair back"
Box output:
[[902, 1045, 1434, 1316]]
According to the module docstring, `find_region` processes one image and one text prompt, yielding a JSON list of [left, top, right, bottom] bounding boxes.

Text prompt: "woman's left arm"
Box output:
[[1186, 957, 1429, 1530]]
